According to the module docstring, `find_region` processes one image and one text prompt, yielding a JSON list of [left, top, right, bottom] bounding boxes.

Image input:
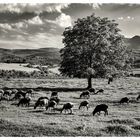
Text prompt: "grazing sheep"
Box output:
[[136, 94, 140, 101], [80, 91, 90, 99], [92, 104, 108, 116], [61, 102, 74, 114], [95, 89, 104, 94], [49, 96, 60, 105], [17, 97, 31, 107], [51, 91, 58, 97], [88, 88, 95, 94], [120, 97, 129, 104], [79, 100, 89, 110], [108, 77, 113, 84], [3, 90, 12, 96], [34, 98, 48, 109], [46, 100, 57, 111]]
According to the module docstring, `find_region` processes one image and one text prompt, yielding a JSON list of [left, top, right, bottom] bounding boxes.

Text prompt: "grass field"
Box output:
[[0, 77, 140, 136]]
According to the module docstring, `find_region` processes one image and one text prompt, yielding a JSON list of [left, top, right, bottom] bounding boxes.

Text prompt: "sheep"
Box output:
[[3, 90, 12, 100], [34, 98, 48, 109], [80, 91, 90, 99], [60, 102, 74, 114], [120, 97, 129, 104], [51, 91, 58, 97], [136, 94, 140, 101], [92, 104, 108, 116], [79, 100, 89, 110], [108, 77, 113, 84], [17, 97, 31, 107], [3, 89, 12, 96], [88, 88, 95, 94], [95, 89, 104, 94], [46, 100, 57, 111], [49, 96, 60, 105]]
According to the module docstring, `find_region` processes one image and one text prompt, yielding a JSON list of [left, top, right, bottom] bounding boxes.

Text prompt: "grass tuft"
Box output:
[[103, 124, 134, 136]]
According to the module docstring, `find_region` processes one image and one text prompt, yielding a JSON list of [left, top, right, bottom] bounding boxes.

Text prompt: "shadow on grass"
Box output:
[[28, 110, 44, 113]]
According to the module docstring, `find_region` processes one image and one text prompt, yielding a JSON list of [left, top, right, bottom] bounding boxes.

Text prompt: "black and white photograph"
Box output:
[[0, 1, 140, 137]]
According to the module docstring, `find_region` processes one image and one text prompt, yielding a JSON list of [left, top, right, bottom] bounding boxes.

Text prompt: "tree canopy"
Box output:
[[59, 14, 133, 79]]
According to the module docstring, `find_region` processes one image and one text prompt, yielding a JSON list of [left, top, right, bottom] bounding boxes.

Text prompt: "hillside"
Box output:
[[0, 48, 61, 65]]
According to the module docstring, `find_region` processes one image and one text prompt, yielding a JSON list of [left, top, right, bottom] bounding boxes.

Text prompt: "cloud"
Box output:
[[46, 13, 72, 28], [27, 16, 43, 25], [0, 4, 70, 13], [89, 3, 102, 9]]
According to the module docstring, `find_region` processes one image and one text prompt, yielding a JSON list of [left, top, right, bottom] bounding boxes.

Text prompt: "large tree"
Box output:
[[59, 14, 132, 89]]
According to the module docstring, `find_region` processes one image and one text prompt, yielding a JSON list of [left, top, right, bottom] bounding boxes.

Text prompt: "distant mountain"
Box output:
[[125, 35, 140, 50]]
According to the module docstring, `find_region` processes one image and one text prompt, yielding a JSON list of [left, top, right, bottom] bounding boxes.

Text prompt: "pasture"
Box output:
[[0, 77, 140, 136]]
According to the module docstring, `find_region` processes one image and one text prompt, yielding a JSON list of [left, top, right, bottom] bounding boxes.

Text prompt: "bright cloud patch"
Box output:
[[46, 13, 72, 28], [28, 16, 43, 25]]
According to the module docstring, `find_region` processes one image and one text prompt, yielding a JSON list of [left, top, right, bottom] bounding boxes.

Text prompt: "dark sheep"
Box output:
[[95, 89, 104, 94], [38, 96, 49, 101], [136, 95, 140, 101], [61, 102, 74, 114], [120, 97, 129, 104], [17, 97, 31, 107], [80, 91, 90, 99], [79, 100, 89, 110], [92, 104, 108, 116], [34, 98, 48, 109], [51, 91, 58, 97], [46, 100, 57, 111], [108, 77, 113, 84]]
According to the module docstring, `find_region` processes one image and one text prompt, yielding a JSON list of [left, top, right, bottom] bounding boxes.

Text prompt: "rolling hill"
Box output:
[[0, 47, 61, 65]]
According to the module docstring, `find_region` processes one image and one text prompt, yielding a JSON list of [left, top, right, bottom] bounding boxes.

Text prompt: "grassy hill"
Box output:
[[0, 48, 61, 65]]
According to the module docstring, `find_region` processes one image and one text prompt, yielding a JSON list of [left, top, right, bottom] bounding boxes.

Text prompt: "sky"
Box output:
[[0, 3, 140, 49]]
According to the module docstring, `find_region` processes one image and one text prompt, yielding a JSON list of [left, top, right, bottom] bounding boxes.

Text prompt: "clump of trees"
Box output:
[[59, 14, 133, 88]]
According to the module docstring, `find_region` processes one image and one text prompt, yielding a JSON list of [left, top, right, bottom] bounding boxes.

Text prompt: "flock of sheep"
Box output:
[[0, 81, 140, 116]]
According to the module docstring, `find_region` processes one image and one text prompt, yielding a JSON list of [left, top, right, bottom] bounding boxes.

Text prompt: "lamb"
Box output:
[[136, 94, 140, 101], [34, 98, 48, 109], [92, 104, 108, 116], [51, 91, 58, 97], [120, 97, 129, 104], [79, 100, 89, 110], [80, 91, 90, 99], [46, 100, 57, 111], [17, 97, 31, 107], [95, 89, 104, 94], [60, 102, 74, 114]]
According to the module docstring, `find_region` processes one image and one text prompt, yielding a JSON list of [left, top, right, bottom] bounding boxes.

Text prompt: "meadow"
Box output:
[[0, 77, 140, 136]]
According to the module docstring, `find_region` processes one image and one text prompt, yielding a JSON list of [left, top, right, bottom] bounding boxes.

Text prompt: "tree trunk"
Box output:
[[87, 75, 92, 89]]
